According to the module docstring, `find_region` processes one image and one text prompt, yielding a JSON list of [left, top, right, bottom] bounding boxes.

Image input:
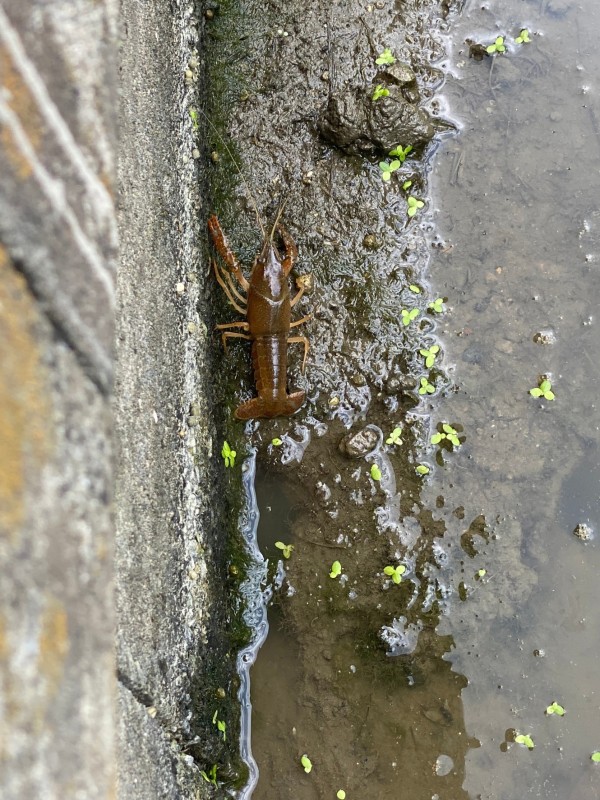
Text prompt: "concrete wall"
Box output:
[[0, 0, 214, 797]]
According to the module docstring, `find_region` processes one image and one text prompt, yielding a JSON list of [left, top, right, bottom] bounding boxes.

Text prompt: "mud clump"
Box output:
[[318, 85, 440, 156]]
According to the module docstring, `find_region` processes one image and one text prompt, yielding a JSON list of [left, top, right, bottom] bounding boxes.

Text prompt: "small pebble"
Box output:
[[205, 8, 214, 18], [175, 282, 185, 294], [192, 148, 200, 159], [572, 522, 594, 541]]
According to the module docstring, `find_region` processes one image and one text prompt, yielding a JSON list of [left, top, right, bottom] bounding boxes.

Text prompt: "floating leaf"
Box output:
[[515, 733, 535, 749], [275, 541, 294, 559], [515, 29, 530, 44], [428, 298, 444, 313], [487, 36, 506, 54], [337, 792, 347, 800], [416, 464, 430, 475], [546, 701, 565, 716], [402, 180, 412, 190], [300, 754, 313, 773], [370, 463, 382, 481], [592, 751, 600, 763], [419, 377, 435, 395], [271, 437, 283, 446], [329, 561, 342, 579], [477, 568, 487, 577], [409, 284, 421, 293], [431, 432, 443, 445]]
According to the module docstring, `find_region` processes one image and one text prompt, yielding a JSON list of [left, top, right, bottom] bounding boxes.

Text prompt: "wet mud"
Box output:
[[200, 0, 600, 797]]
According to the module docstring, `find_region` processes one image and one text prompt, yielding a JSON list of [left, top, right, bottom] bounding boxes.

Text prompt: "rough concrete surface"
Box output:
[[0, 0, 118, 798], [1, 0, 217, 797], [116, 0, 219, 798]]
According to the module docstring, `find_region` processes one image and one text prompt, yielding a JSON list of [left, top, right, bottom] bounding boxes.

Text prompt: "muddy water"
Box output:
[[203, 0, 600, 797]]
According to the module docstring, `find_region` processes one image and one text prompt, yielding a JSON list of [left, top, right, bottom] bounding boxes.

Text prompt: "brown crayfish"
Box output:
[[208, 214, 311, 419]]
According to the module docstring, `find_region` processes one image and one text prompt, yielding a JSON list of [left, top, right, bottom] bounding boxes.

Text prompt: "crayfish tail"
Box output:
[[234, 391, 306, 420]]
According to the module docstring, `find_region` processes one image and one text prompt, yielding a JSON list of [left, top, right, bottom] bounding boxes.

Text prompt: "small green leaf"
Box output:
[[546, 701, 565, 716], [275, 541, 294, 559], [221, 440, 236, 468], [419, 377, 435, 395], [416, 464, 430, 475], [530, 387, 543, 397], [431, 433, 443, 445], [329, 561, 342, 579], [337, 791, 347, 800], [515, 733, 535, 749], [428, 298, 444, 313], [477, 568, 487, 577], [376, 47, 396, 65], [544, 390, 555, 400], [300, 754, 313, 773], [390, 145, 412, 162], [372, 84, 389, 101], [591, 751, 600, 763], [384, 564, 406, 584], [448, 434, 461, 447], [217, 719, 226, 740], [386, 426, 403, 445], [539, 379, 552, 393], [212, 710, 218, 724], [402, 180, 412, 190], [515, 29, 530, 44], [409, 284, 421, 293], [272, 437, 283, 446], [442, 424, 457, 435], [370, 463, 382, 481]]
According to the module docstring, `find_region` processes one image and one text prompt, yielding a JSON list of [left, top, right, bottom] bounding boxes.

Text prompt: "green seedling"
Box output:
[[402, 180, 412, 190], [372, 84, 389, 101], [301, 754, 313, 773], [529, 378, 555, 400], [431, 423, 461, 448], [379, 159, 401, 181], [515, 29, 530, 44], [329, 561, 342, 579], [275, 541, 294, 559], [271, 437, 283, 446], [487, 36, 506, 54], [389, 144, 413, 162], [409, 284, 421, 293], [592, 752, 600, 763], [407, 195, 425, 217], [376, 47, 396, 65], [546, 701, 565, 716], [428, 297, 445, 313], [400, 308, 420, 326], [384, 564, 406, 584], [514, 733, 535, 749], [416, 464, 430, 475], [420, 344, 440, 368], [212, 710, 226, 741], [370, 463, 382, 480], [189, 108, 199, 130], [386, 427, 403, 445], [200, 764, 218, 787], [221, 440, 236, 468], [419, 377, 435, 395], [477, 568, 487, 578], [337, 791, 347, 799]]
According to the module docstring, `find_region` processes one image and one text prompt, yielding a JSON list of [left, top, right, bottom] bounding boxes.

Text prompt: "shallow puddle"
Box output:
[[204, 0, 600, 796]]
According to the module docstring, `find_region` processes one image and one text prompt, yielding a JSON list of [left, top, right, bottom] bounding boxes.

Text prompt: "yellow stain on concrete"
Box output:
[[0, 45, 44, 179], [0, 246, 51, 541], [37, 598, 70, 700]]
